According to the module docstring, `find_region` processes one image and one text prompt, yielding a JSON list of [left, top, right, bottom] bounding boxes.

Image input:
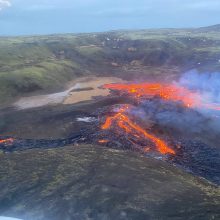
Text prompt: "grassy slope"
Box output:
[[0, 27, 220, 104], [0, 145, 219, 220]]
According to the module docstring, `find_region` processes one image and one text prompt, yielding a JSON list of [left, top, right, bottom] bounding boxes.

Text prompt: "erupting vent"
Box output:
[[101, 105, 175, 155]]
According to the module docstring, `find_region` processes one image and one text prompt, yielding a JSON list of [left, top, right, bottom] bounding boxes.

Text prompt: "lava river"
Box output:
[[101, 105, 175, 155], [103, 82, 220, 111]]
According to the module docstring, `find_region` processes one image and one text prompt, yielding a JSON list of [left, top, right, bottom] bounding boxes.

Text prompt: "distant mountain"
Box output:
[[198, 24, 220, 32]]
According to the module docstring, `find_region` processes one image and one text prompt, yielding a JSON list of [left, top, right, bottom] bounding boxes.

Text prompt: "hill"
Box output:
[[198, 24, 220, 32], [1, 26, 220, 105], [0, 26, 220, 220], [0, 145, 219, 220]]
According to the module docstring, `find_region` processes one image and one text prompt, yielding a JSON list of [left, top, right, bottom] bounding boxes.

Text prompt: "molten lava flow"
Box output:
[[101, 82, 220, 155], [98, 139, 109, 144], [0, 138, 14, 145], [101, 105, 175, 155], [103, 82, 220, 111]]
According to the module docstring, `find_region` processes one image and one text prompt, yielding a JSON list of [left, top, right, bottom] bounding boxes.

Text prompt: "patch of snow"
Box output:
[[76, 117, 96, 123]]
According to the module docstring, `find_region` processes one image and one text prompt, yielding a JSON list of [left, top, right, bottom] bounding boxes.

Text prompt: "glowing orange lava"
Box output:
[[98, 139, 109, 144], [0, 138, 14, 145], [101, 105, 175, 155], [101, 82, 220, 155], [103, 82, 220, 111]]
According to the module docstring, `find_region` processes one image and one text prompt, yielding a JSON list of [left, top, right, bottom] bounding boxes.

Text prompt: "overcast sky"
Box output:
[[0, 0, 220, 35]]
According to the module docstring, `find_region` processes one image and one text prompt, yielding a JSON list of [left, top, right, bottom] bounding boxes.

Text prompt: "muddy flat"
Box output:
[[13, 77, 125, 110], [63, 77, 125, 104]]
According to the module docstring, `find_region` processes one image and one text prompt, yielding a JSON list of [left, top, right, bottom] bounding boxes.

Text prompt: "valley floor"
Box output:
[[13, 76, 125, 110]]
